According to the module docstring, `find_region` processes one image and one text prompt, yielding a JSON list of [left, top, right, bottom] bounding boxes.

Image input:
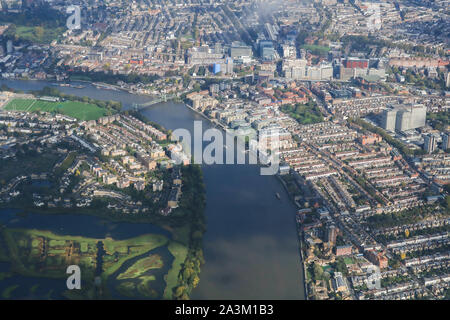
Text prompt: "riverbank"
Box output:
[[1, 78, 305, 299], [181, 100, 307, 299], [0, 146, 206, 300], [276, 174, 309, 300], [0, 208, 177, 299], [0, 83, 204, 298]]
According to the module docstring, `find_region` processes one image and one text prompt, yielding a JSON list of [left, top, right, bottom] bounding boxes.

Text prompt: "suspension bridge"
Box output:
[[131, 93, 176, 111]]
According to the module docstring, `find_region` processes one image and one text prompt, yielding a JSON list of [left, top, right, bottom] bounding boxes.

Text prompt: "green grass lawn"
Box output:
[[102, 234, 169, 278], [117, 254, 163, 280], [4, 98, 108, 121], [300, 44, 330, 55], [12, 26, 64, 44], [343, 257, 354, 265], [163, 241, 188, 299]]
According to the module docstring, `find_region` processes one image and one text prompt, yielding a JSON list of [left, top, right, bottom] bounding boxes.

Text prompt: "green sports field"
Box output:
[[4, 98, 109, 121]]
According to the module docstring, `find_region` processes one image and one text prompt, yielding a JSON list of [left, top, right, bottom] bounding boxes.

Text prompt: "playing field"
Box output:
[[4, 98, 109, 121]]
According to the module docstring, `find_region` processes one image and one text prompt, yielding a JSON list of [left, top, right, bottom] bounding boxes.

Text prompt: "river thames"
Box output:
[[0, 79, 305, 299]]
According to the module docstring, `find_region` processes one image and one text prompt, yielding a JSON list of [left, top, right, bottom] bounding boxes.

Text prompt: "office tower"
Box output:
[[213, 63, 221, 74], [320, 64, 333, 80], [259, 40, 275, 61], [424, 134, 436, 154], [230, 42, 252, 59], [225, 57, 233, 74]]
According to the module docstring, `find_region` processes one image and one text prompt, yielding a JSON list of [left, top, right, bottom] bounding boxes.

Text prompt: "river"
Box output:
[[0, 79, 305, 299]]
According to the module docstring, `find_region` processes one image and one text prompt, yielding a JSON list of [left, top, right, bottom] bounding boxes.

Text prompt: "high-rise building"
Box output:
[[381, 108, 397, 131], [320, 63, 333, 80], [282, 44, 296, 59], [396, 109, 412, 132], [230, 42, 252, 59], [259, 40, 275, 61], [213, 63, 221, 74], [224, 57, 233, 74], [381, 104, 426, 132], [339, 58, 369, 80], [6, 40, 13, 54], [261, 47, 275, 61], [283, 59, 332, 81], [424, 134, 437, 154], [214, 43, 222, 55], [442, 133, 450, 151], [342, 58, 369, 69], [187, 46, 224, 65], [409, 104, 427, 129]]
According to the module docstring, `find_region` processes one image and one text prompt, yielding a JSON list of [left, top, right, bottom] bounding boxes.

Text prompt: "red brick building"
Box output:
[[365, 250, 389, 269], [336, 244, 353, 256], [342, 58, 369, 69]]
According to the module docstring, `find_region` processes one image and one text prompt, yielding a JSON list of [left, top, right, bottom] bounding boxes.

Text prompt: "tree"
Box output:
[[173, 285, 186, 298], [34, 26, 44, 40], [191, 275, 200, 288], [183, 267, 193, 280], [313, 262, 324, 281], [333, 258, 348, 276], [180, 292, 189, 300]]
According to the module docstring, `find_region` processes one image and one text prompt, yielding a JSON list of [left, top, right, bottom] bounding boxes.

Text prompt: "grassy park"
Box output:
[[117, 254, 164, 280], [10, 26, 64, 44], [4, 98, 108, 121], [280, 101, 324, 125], [101, 234, 168, 278], [163, 241, 189, 299], [300, 44, 331, 55], [0, 228, 179, 299]]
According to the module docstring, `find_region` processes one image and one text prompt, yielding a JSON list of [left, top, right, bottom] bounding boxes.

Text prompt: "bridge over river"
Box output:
[[131, 93, 176, 110]]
